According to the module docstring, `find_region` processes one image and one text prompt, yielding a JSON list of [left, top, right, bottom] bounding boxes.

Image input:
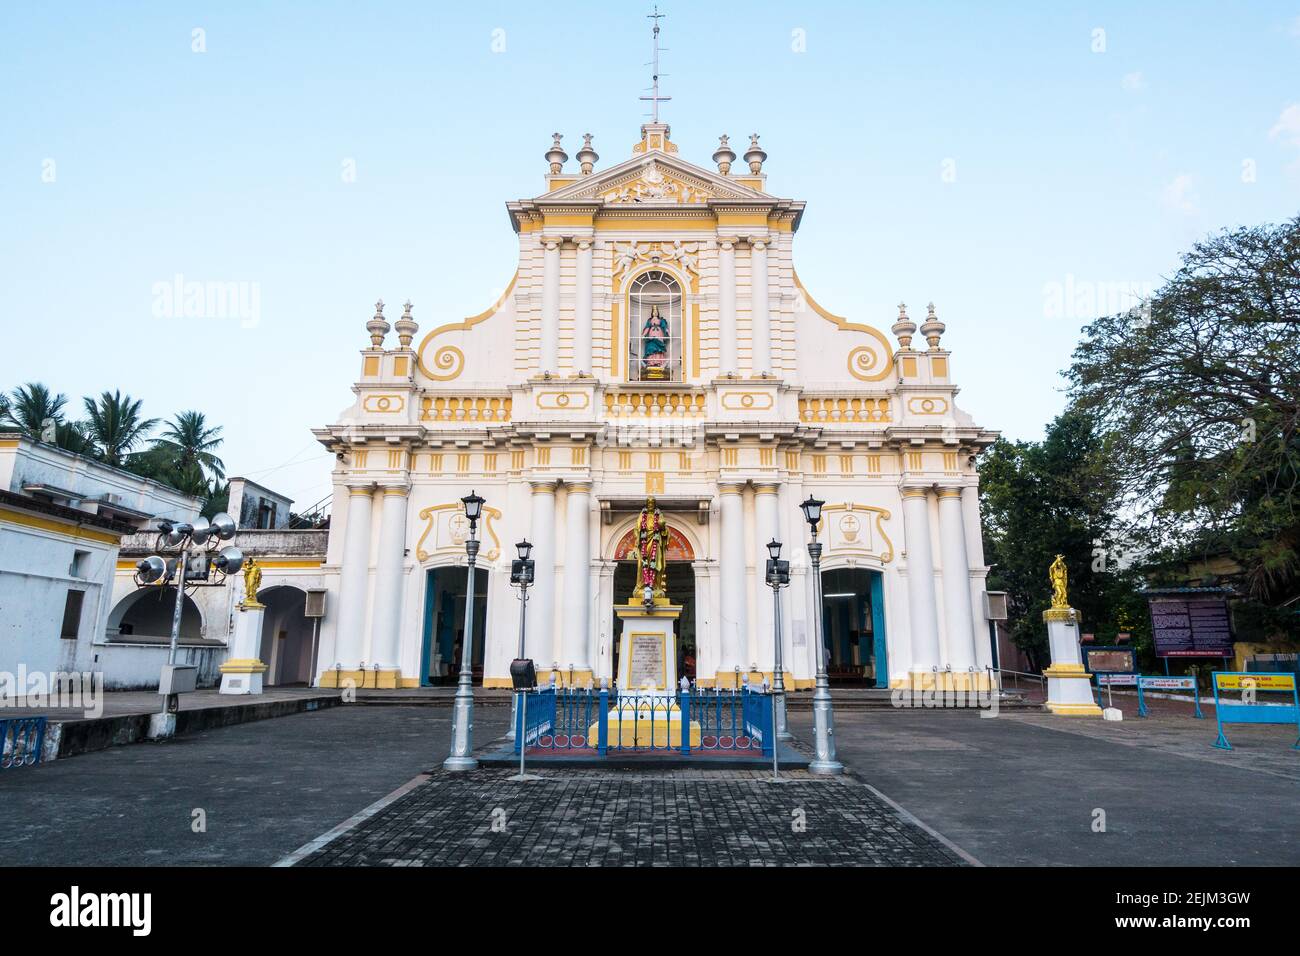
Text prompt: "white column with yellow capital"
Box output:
[[573, 240, 593, 375], [718, 239, 738, 375], [717, 482, 747, 683], [901, 486, 942, 687], [750, 240, 771, 375], [753, 483, 780, 675], [368, 484, 409, 686], [559, 483, 591, 683], [330, 483, 374, 679], [528, 480, 558, 672], [937, 486, 980, 688], [540, 240, 560, 374]]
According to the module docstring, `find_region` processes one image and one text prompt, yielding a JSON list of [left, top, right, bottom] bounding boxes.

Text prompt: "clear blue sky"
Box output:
[[2, 2, 1297, 508]]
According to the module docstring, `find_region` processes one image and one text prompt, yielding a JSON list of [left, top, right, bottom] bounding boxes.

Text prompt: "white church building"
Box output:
[[309, 116, 1000, 694]]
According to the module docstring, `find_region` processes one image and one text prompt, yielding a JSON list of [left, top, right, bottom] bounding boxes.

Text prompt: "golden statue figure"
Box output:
[[1048, 554, 1069, 609], [242, 558, 264, 608], [631, 496, 670, 604]]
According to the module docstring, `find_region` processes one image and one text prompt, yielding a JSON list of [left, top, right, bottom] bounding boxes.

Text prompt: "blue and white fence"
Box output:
[[0, 717, 47, 770], [515, 685, 773, 756]]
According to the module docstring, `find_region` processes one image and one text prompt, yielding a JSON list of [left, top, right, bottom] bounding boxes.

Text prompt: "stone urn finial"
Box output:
[[545, 133, 568, 174], [713, 134, 736, 175], [576, 133, 598, 175], [367, 298, 390, 347], [394, 299, 418, 349], [891, 301, 917, 350], [744, 133, 767, 174], [920, 302, 946, 350]]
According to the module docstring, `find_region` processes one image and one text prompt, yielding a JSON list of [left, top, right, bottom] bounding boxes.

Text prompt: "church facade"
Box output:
[[311, 121, 998, 692]]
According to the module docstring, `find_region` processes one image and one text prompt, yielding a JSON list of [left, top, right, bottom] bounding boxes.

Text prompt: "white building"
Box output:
[[0, 434, 199, 684], [308, 119, 999, 693]]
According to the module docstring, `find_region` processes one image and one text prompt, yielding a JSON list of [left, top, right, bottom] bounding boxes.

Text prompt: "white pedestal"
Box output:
[[220, 603, 269, 695], [1042, 609, 1102, 717], [614, 603, 680, 696]]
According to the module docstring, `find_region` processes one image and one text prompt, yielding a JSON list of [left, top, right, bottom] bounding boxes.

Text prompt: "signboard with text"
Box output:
[[1083, 646, 1137, 674], [1147, 595, 1234, 658]]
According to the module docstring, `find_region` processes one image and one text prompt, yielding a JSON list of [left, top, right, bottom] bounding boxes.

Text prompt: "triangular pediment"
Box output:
[[537, 152, 771, 205]]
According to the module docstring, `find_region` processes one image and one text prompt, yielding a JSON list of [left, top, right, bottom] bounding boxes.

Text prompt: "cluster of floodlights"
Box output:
[[134, 512, 243, 588]]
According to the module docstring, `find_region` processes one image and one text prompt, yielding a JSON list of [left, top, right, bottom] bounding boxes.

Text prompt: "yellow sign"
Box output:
[[1214, 673, 1296, 691]]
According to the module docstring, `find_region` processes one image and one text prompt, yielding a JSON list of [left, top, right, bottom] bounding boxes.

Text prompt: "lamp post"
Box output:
[[444, 490, 485, 771], [506, 539, 535, 742], [765, 539, 792, 782], [135, 514, 241, 714], [800, 496, 844, 775]]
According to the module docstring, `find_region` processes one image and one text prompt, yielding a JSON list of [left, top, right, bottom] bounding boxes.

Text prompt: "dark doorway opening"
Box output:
[[821, 567, 888, 687], [611, 561, 696, 681], [420, 566, 488, 686]]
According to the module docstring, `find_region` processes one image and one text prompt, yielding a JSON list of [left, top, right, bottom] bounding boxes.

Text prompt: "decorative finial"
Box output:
[[394, 300, 418, 349], [545, 133, 568, 175], [713, 134, 736, 175], [576, 133, 599, 175], [366, 299, 390, 347], [891, 302, 916, 350], [920, 302, 945, 350], [744, 133, 767, 174]]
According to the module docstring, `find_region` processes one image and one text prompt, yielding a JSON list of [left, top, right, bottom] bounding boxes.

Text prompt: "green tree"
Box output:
[[2, 382, 68, 441], [155, 411, 225, 484], [81, 390, 158, 467], [980, 410, 1146, 668], [1067, 215, 1300, 638]]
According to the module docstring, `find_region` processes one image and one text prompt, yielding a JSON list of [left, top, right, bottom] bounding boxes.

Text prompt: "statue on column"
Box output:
[[632, 496, 670, 603], [1048, 554, 1069, 609], [241, 557, 264, 608]]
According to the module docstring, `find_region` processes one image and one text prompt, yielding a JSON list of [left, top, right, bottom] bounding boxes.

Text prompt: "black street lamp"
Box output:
[[765, 538, 792, 781], [800, 495, 843, 775], [445, 490, 485, 771]]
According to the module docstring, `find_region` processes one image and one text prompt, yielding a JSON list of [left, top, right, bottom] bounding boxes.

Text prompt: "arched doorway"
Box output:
[[256, 586, 317, 686], [820, 567, 888, 688], [109, 588, 203, 641], [418, 565, 489, 686], [610, 523, 697, 679]]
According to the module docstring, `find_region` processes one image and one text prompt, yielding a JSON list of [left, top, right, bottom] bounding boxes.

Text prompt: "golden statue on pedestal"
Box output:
[[1048, 554, 1069, 609], [241, 558, 264, 609], [631, 496, 670, 604]]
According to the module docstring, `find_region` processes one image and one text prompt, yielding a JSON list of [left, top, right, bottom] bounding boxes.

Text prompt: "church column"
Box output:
[[528, 480, 558, 674], [368, 485, 409, 677], [334, 483, 375, 673], [574, 240, 593, 375], [754, 483, 780, 675], [540, 239, 561, 374], [750, 239, 771, 375], [718, 238, 738, 375], [560, 482, 591, 682], [937, 487, 978, 687], [901, 486, 941, 687], [718, 482, 747, 683]]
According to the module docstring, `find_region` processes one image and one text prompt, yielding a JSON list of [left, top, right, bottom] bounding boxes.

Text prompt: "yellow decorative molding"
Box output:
[[537, 391, 589, 411], [820, 502, 894, 563], [414, 273, 518, 381], [0, 507, 122, 545], [420, 395, 512, 422], [415, 503, 502, 563], [720, 391, 774, 411], [218, 658, 268, 674], [907, 396, 949, 415], [792, 270, 893, 382]]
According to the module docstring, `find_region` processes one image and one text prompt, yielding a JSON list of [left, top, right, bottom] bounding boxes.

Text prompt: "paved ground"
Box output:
[[813, 708, 1300, 867], [0, 705, 508, 866], [288, 767, 967, 867], [3, 700, 1296, 866]]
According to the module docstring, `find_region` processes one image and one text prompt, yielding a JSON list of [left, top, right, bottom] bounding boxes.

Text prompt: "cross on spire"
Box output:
[[639, 6, 671, 123]]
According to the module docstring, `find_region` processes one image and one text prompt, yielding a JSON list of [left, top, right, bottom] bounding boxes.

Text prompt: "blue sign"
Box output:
[[1210, 672, 1300, 751], [1136, 675, 1202, 719]]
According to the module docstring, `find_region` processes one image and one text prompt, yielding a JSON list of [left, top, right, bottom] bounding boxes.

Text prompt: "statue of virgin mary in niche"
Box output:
[[640, 305, 670, 379]]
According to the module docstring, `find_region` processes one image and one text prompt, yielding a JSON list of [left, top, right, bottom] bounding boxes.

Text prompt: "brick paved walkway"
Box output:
[[290, 768, 972, 867]]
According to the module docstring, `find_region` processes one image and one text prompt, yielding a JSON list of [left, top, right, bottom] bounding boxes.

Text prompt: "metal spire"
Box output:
[[639, 6, 671, 123]]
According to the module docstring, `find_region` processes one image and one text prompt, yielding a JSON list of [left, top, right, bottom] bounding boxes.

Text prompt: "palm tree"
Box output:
[[81, 390, 158, 467], [156, 410, 225, 483], [2, 382, 68, 440]]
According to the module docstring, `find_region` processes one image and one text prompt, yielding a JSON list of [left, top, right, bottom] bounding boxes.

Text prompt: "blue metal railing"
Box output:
[[514, 685, 773, 756], [0, 717, 47, 769]]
